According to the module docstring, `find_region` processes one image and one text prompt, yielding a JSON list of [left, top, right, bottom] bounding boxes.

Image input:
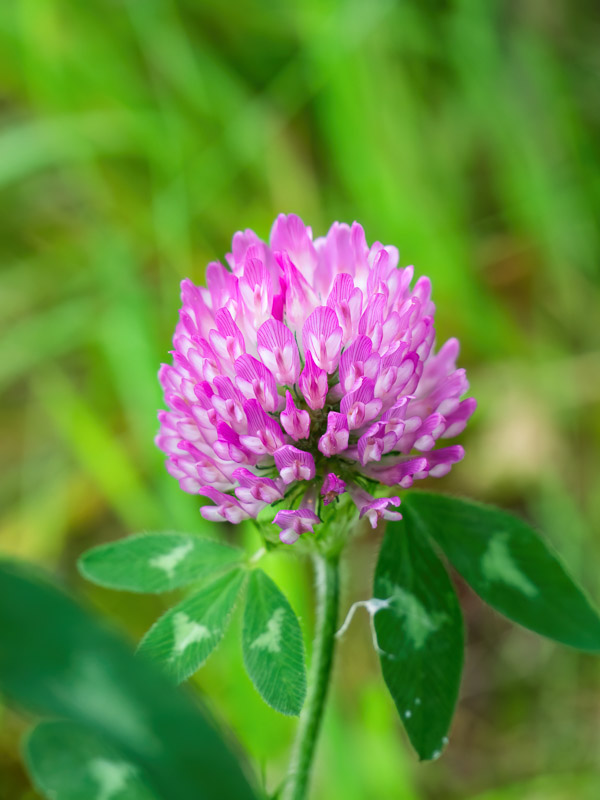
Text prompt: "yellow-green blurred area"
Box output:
[[1, 0, 600, 797]]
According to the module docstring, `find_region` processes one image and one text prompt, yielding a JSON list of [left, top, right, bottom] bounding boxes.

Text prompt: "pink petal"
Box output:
[[274, 445, 316, 484], [239, 399, 284, 455], [280, 390, 311, 440], [302, 306, 343, 373], [318, 412, 349, 457], [239, 257, 273, 327], [257, 319, 300, 384], [273, 507, 321, 544], [299, 351, 328, 410], [321, 473, 347, 505], [232, 467, 284, 504], [340, 378, 383, 430], [235, 354, 280, 412], [270, 213, 318, 283]]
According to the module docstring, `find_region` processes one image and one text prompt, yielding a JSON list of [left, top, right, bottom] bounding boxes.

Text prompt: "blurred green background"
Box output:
[[1, 0, 600, 798]]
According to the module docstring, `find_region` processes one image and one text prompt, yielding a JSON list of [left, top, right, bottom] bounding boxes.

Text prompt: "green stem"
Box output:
[[283, 552, 340, 800]]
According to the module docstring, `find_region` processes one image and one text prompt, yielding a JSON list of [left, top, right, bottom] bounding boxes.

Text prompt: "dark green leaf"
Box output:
[[0, 559, 258, 800], [26, 720, 158, 800], [242, 569, 306, 716], [79, 533, 243, 593], [404, 492, 600, 651], [138, 569, 246, 682], [374, 518, 464, 761]]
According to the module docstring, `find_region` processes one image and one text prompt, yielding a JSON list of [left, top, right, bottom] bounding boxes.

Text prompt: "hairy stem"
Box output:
[[283, 552, 340, 800]]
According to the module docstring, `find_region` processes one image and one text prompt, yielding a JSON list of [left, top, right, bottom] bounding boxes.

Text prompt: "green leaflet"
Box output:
[[403, 492, 600, 651], [242, 569, 306, 716], [79, 533, 244, 593], [26, 721, 158, 800], [374, 518, 464, 761], [0, 559, 257, 800], [138, 569, 246, 682]]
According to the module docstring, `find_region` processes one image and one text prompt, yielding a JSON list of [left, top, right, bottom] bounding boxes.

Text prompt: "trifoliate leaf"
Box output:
[[242, 569, 306, 716], [374, 518, 464, 761], [0, 559, 258, 800], [78, 533, 243, 593], [138, 569, 246, 682], [404, 492, 600, 651]]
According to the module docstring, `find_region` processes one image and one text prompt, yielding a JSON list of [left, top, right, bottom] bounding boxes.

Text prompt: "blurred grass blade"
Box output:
[[0, 559, 257, 800], [0, 112, 161, 187], [26, 720, 159, 800], [34, 368, 163, 530], [138, 569, 247, 683], [242, 569, 306, 716], [374, 517, 464, 761], [0, 300, 95, 391], [404, 493, 600, 651], [79, 533, 244, 594]]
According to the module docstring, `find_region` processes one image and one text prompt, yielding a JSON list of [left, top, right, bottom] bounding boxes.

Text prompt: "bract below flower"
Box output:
[[156, 215, 476, 544]]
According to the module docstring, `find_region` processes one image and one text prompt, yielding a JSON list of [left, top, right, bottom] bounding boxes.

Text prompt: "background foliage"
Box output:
[[1, 1, 600, 797]]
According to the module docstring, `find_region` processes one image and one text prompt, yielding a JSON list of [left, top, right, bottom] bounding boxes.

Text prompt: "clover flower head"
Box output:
[[156, 215, 476, 543]]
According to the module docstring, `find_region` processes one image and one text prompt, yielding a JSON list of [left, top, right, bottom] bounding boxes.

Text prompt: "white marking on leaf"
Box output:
[[51, 656, 159, 753], [149, 541, 194, 579], [481, 533, 537, 597], [404, 710, 412, 719], [89, 758, 131, 800], [379, 580, 448, 649], [172, 612, 211, 655], [251, 607, 285, 653]]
